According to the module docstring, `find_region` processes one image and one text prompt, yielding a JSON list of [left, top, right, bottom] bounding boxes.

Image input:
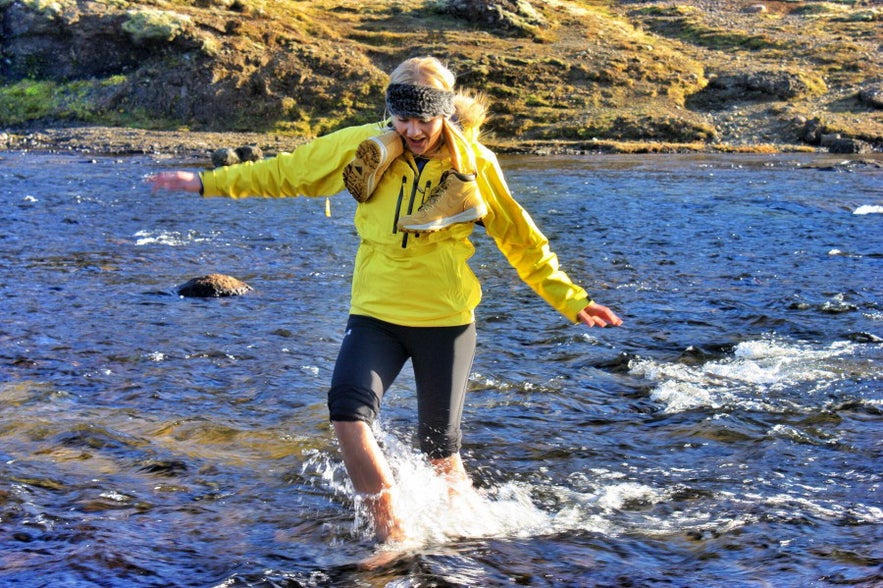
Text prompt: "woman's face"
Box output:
[[392, 115, 445, 157]]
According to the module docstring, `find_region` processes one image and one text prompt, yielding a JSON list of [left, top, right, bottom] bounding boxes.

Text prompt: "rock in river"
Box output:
[[176, 274, 253, 297]]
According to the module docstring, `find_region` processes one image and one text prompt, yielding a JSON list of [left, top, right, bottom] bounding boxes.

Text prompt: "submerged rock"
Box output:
[[211, 148, 239, 168], [176, 274, 253, 297]]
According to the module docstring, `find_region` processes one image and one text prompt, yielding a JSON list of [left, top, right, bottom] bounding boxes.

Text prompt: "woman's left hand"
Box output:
[[578, 303, 623, 328]]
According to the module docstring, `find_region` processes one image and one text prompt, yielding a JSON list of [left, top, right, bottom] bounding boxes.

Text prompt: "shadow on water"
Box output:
[[0, 152, 881, 586]]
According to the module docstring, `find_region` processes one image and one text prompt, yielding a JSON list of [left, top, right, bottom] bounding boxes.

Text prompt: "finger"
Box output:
[[596, 307, 623, 327], [579, 312, 601, 328]]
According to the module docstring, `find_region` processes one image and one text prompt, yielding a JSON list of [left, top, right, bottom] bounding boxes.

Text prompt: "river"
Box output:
[[1, 150, 880, 587]]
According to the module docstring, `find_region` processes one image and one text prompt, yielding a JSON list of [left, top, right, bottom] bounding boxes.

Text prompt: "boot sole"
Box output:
[[343, 136, 393, 203], [398, 203, 488, 233]]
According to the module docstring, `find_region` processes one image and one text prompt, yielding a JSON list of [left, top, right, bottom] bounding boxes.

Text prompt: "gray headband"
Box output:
[[386, 83, 455, 119]]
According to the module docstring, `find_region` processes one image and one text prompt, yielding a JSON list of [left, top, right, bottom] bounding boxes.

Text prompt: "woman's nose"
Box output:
[[405, 121, 422, 137]]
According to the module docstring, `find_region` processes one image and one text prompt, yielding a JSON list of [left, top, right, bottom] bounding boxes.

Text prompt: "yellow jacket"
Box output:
[[200, 122, 591, 327]]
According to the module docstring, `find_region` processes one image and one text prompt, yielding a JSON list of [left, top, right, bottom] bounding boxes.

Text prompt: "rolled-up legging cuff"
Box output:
[[328, 385, 379, 423]]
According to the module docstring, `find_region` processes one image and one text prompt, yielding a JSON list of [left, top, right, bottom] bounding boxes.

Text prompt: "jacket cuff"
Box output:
[[565, 297, 593, 323]]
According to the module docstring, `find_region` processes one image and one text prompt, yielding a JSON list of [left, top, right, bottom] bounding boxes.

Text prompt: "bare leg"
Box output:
[[333, 420, 404, 542], [430, 453, 473, 495], [430, 453, 487, 540]]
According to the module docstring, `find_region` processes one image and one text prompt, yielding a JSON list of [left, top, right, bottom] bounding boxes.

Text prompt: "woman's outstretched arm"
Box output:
[[146, 171, 203, 193]]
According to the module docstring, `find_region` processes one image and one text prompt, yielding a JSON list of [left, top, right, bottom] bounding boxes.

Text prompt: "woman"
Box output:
[[148, 56, 622, 543]]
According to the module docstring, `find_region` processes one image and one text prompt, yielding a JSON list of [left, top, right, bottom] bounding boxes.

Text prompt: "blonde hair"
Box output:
[[387, 57, 488, 140]]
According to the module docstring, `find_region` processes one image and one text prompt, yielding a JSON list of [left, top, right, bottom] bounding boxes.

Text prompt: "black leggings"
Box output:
[[327, 314, 476, 459]]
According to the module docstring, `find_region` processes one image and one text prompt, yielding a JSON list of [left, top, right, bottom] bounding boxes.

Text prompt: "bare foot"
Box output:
[[361, 488, 406, 543], [357, 545, 414, 571], [356, 488, 422, 571], [430, 453, 481, 507]]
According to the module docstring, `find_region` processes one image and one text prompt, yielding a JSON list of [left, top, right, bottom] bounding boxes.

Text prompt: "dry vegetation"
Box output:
[[0, 0, 880, 154]]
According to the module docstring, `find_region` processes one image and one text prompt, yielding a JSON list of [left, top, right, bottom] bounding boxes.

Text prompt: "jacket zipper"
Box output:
[[392, 176, 406, 235], [399, 168, 432, 248]]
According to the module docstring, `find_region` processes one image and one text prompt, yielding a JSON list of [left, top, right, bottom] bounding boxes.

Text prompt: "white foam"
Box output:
[[133, 229, 214, 247], [630, 338, 858, 413], [300, 426, 559, 546], [301, 434, 783, 548], [853, 205, 883, 215], [596, 482, 663, 511], [649, 380, 726, 412], [374, 427, 554, 543]]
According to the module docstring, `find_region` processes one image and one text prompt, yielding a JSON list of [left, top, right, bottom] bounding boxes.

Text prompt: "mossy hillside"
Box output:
[[0, 77, 154, 127], [121, 9, 193, 43], [0, 0, 880, 149], [627, 0, 881, 145], [0, 0, 703, 137]]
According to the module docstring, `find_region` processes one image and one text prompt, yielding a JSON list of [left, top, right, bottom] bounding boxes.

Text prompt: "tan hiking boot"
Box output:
[[397, 170, 487, 233], [343, 130, 404, 203]]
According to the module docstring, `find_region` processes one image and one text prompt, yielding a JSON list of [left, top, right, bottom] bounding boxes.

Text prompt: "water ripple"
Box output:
[[1, 152, 881, 586]]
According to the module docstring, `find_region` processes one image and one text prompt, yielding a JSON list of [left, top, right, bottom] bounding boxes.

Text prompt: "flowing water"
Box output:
[[0, 150, 880, 587]]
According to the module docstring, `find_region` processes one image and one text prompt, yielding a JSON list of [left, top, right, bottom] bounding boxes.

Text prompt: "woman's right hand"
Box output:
[[145, 171, 202, 193], [577, 302, 623, 328]]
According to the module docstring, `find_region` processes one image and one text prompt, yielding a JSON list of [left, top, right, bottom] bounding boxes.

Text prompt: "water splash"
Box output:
[[133, 229, 217, 246], [300, 424, 555, 549], [630, 337, 864, 413]]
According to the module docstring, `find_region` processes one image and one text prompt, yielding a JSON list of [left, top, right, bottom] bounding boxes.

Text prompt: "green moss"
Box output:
[[548, 112, 717, 143], [348, 31, 410, 47], [800, 72, 828, 96], [524, 94, 551, 107], [633, 4, 699, 17], [639, 13, 787, 51], [678, 21, 782, 50], [0, 76, 140, 127], [837, 8, 881, 22], [791, 2, 850, 16], [3, 0, 76, 16], [122, 9, 192, 43], [0, 80, 56, 125]]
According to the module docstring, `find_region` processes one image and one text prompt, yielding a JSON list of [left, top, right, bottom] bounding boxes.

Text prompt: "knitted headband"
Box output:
[[386, 83, 455, 119]]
